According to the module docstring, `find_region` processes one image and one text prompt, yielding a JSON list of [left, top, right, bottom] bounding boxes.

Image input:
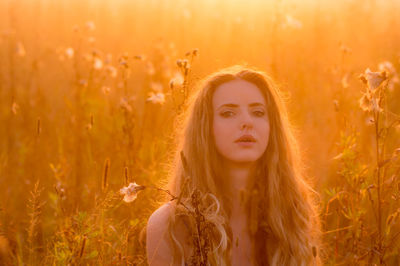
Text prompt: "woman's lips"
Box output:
[[235, 141, 255, 147], [235, 134, 256, 143]]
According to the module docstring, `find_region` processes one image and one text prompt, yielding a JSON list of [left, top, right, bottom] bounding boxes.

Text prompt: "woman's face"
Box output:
[[212, 79, 270, 165]]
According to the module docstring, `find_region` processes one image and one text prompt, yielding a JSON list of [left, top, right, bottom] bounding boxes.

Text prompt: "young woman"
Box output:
[[146, 65, 321, 265]]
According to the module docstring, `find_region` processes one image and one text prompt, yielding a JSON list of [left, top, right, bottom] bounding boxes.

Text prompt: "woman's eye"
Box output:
[[220, 111, 235, 117], [253, 110, 265, 117]]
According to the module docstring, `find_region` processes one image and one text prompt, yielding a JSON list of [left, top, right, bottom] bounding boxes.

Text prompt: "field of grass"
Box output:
[[0, 0, 399, 264]]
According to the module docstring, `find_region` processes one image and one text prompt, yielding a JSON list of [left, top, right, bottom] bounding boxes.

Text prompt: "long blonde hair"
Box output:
[[166, 65, 321, 265]]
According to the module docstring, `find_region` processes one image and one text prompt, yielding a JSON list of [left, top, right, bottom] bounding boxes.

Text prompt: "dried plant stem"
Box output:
[[102, 158, 110, 192], [27, 181, 43, 265], [374, 109, 382, 253], [79, 236, 87, 259], [124, 166, 129, 185]]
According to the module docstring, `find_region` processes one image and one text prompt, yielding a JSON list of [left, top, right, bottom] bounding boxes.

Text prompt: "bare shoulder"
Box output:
[[146, 202, 175, 265], [146, 202, 193, 265]]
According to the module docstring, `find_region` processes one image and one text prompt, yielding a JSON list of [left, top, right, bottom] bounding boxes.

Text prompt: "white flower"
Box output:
[[379, 61, 396, 75], [93, 57, 103, 70], [65, 47, 74, 59], [169, 72, 184, 88], [378, 61, 399, 91], [101, 86, 111, 95], [147, 92, 165, 104], [120, 97, 133, 112], [361, 68, 387, 92], [341, 73, 350, 89], [358, 89, 382, 113], [104, 54, 113, 64], [120, 182, 146, 203]]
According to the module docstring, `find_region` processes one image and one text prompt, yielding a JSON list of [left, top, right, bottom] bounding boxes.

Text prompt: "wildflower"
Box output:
[[134, 55, 145, 61], [16, 42, 25, 57], [101, 86, 111, 95], [104, 54, 113, 64], [120, 182, 146, 203], [333, 99, 339, 112], [181, 59, 189, 69], [170, 72, 184, 88], [93, 57, 103, 70], [150, 82, 163, 92], [120, 97, 133, 112], [340, 43, 352, 54], [370, 97, 382, 112], [360, 68, 387, 92], [378, 61, 399, 91], [85, 21, 95, 31], [333, 152, 343, 160], [358, 90, 382, 113], [359, 93, 370, 112], [365, 116, 374, 126], [341, 73, 349, 89], [65, 47, 74, 59], [379, 61, 397, 77], [105, 65, 117, 78], [119, 54, 129, 68], [359, 68, 387, 113], [55, 181, 67, 201], [83, 53, 93, 62], [147, 92, 165, 104]]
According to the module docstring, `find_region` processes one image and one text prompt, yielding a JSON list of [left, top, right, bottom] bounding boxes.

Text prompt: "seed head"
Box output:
[[147, 92, 165, 104], [120, 182, 146, 203], [360, 68, 387, 91], [93, 57, 103, 70], [65, 48, 74, 59]]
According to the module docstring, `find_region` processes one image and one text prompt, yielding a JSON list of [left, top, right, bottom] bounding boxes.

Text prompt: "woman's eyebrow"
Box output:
[[217, 102, 265, 110]]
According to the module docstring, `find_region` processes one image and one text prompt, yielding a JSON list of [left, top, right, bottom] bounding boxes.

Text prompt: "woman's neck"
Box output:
[[222, 160, 256, 212]]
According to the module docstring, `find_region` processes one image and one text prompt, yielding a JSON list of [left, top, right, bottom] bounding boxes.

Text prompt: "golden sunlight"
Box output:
[[0, 0, 399, 265]]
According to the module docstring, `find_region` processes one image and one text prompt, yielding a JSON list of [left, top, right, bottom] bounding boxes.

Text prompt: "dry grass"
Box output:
[[0, 0, 399, 265]]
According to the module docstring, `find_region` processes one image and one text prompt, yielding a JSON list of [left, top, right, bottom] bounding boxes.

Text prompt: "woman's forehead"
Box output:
[[212, 79, 266, 107]]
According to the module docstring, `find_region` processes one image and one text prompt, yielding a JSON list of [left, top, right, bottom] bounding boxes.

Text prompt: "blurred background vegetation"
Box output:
[[0, 0, 399, 264]]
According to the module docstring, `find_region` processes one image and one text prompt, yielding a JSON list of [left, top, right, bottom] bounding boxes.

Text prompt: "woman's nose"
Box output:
[[240, 111, 253, 130]]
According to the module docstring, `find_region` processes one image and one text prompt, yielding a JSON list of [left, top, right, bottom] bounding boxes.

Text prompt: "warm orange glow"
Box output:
[[0, 0, 399, 264]]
